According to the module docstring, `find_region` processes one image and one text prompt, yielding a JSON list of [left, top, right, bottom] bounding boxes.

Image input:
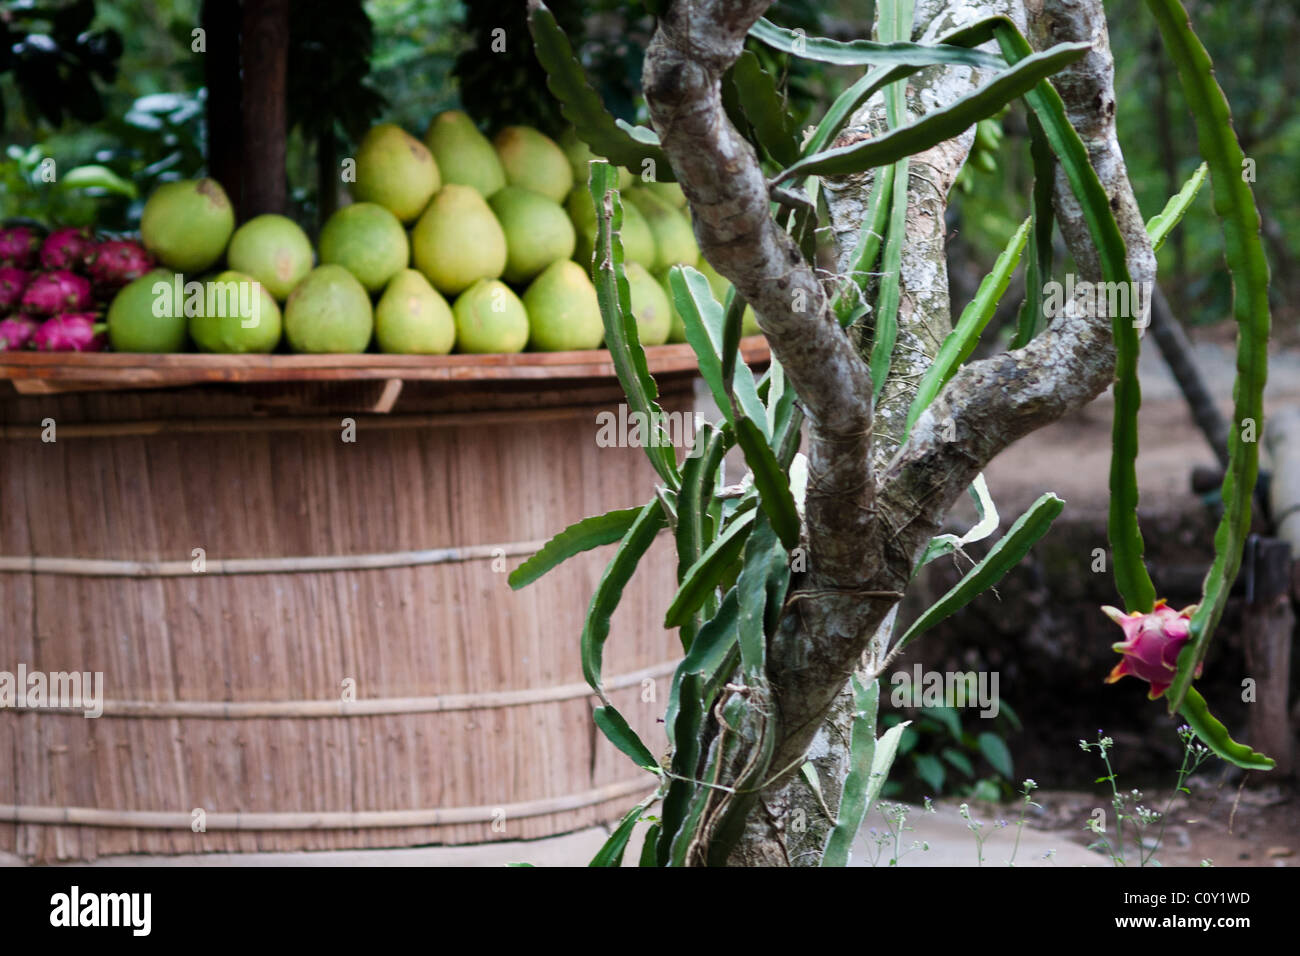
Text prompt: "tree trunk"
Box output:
[[240, 0, 290, 219], [203, 0, 243, 214]]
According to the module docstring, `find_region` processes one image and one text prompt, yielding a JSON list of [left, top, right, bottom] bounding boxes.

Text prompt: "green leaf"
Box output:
[[833, 162, 895, 323], [733, 415, 801, 551], [528, 2, 672, 180], [659, 672, 704, 865], [941, 747, 975, 777], [748, 17, 1003, 70], [593, 705, 661, 772], [821, 677, 880, 866], [905, 217, 1030, 436], [736, 513, 787, 679], [509, 506, 643, 589], [668, 266, 767, 433], [1146, 161, 1208, 253], [638, 823, 661, 866], [56, 164, 138, 198], [925, 704, 963, 741], [582, 500, 668, 700], [590, 161, 679, 488], [732, 50, 800, 167], [1177, 687, 1274, 771], [674, 425, 728, 649], [775, 42, 1090, 181], [1011, 113, 1056, 349], [977, 732, 1013, 778], [664, 508, 757, 628], [871, 156, 907, 404], [915, 473, 999, 569], [589, 793, 656, 867], [914, 753, 946, 793], [896, 493, 1064, 651], [989, 20, 1156, 615], [1145, 0, 1270, 712]]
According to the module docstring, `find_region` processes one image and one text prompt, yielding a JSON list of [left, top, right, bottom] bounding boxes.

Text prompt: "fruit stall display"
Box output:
[[0, 114, 762, 364], [0, 113, 769, 863]]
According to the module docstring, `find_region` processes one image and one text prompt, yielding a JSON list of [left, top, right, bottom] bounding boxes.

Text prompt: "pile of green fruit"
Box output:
[[105, 112, 758, 355]]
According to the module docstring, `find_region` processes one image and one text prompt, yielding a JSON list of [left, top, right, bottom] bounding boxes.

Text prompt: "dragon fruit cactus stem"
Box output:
[[0, 226, 42, 269], [20, 270, 93, 315], [0, 267, 30, 313], [32, 313, 106, 352], [0, 315, 39, 351], [1101, 600, 1204, 700], [39, 227, 97, 271], [87, 239, 156, 290]]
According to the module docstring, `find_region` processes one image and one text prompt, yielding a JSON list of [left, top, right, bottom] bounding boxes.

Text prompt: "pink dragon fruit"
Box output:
[[1101, 600, 1203, 699], [86, 239, 155, 290], [31, 313, 106, 352], [0, 314, 39, 351], [39, 226, 97, 271], [0, 226, 42, 269], [20, 270, 93, 315], [0, 267, 30, 313]]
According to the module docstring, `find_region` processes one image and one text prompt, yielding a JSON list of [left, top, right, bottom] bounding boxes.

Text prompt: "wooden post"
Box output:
[[239, 0, 290, 219], [1241, 537, 1294, 775], [202, 0, 243, 214]]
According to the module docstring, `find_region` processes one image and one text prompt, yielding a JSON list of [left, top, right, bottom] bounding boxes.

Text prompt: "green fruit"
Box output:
[[638, 179, 687, 208], [624, 262, 671, 346], [742, 304, 761, 337], [225, 214, 314, 301], [493, 126, 573, 203], [658, 271, 687, 344], [140, 178, 235, 273], [424, 109, 506, 198], [558, 128, 635, 190], [565, 186, 656, 269], [522, 260, 604, 352], [352, 123, 440, 223], [453, 279, 528, 354], [107, 268, 188, 353], [625, 188, 698, 271], [318, 202, 410, 293], [375, 269, 455, 354], [189, 270, 282, 353], [489, 186, 576, 285], [283, 264, 374, 353], [411, 184, 508, 296]]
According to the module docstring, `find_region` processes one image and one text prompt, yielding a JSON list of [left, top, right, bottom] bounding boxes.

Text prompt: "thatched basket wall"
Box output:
[[0, 346, 761, 863]]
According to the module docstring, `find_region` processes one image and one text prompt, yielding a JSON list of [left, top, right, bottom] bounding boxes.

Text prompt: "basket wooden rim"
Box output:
[[0, 336, 770, 394]]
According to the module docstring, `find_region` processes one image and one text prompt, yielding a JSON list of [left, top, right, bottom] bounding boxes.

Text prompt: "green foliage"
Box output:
[[882, 699, 1022, 801]]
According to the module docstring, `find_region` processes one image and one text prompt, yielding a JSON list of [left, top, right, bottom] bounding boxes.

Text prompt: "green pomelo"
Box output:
[[565, 187, 656, 269], [522, 260, 604, 352], [189, 270, 282, 353], [489, 186, 576, 285], [375, 269, 455, 354], [452, 279, 528, 354], [625, 188, 697, 271], [412, 184, 508, 296], [624, 263, 671, 347], [283, 264, 374, 353], [318, 202, 410, 293], [106, 268, 189, 353], [558, 127, 634, 190], [659, 271, 688, 344], [493, 126, 573, 203], [352, 123, 440, 223], [697, 258, 731, 303], [424, 110, 506, 198], [140, 178, 235, 273], [639, 179, 687, 208], [225, 214, 314, 300]]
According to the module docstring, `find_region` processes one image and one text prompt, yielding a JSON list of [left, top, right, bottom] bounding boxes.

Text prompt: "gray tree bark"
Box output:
[[640, 0, 1156, 865]]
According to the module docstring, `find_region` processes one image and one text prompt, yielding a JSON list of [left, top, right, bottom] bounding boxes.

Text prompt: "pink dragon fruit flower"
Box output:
[[0, 225, 42, 269], [1101, 599, 1203, 699], [0, 314, 39, 351], [86, 239, 155, 290], [0, 267, 30, 312], [31, 313, 106, 352], [39, 226, 96, 271], [20, 270, 93, 315]]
